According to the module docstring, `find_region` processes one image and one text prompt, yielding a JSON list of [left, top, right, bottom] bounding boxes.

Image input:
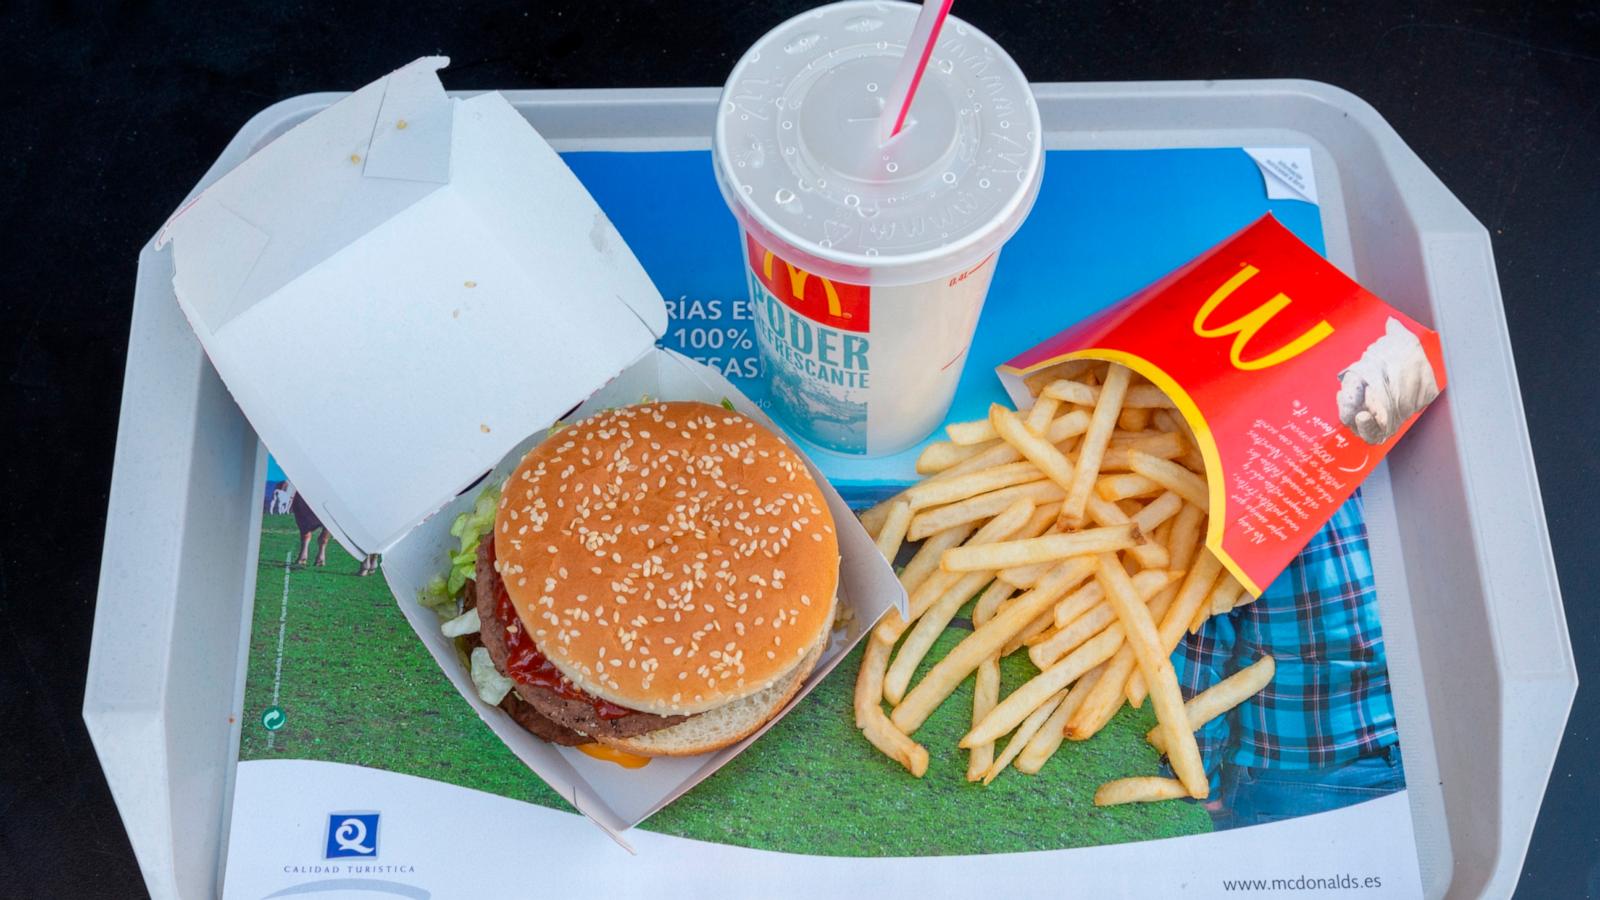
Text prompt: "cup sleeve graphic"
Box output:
[[1336, 317, 1440, 445]]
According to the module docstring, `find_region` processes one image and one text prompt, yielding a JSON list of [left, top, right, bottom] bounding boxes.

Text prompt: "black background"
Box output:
[[3, 1, 1596, 896]]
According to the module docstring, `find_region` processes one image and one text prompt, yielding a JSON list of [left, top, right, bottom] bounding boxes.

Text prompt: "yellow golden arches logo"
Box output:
[[1193, 265, 1333, 371], [762, 250, 847, 319]]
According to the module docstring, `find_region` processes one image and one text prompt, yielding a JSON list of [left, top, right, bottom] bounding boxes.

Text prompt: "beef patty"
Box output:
[[498, 692, 589, 746], [458, 627, 587, 746], [474, 541, 689, 741]]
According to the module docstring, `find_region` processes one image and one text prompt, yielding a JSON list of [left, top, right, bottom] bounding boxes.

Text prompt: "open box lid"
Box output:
[[155, 57, 667, 553]]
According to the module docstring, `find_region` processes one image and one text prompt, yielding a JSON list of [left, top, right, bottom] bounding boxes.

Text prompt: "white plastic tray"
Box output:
[[86, 81, 1574, 900]]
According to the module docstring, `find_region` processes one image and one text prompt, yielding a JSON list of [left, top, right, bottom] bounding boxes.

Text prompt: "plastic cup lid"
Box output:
[[713, 1, 1043, 287]]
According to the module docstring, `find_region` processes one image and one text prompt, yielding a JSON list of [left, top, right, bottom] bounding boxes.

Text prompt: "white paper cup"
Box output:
[[713, 1, 1043, 456]]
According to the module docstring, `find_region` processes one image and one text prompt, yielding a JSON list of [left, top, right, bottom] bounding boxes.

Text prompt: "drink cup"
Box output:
[[713, 0, 1043, 456]]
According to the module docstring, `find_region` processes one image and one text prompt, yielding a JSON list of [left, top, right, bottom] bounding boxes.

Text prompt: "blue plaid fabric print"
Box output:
[[1172, 490, 1398, 783]]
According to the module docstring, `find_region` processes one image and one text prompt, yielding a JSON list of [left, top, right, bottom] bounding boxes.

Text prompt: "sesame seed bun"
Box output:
[[494, 401, 841, 717], [595, 597, 832, 756]]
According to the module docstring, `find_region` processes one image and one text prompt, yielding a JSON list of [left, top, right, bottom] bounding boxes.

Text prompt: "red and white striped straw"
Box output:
[[877, 0, 955, 143]]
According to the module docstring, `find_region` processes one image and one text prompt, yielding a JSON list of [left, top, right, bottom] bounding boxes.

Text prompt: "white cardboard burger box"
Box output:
[[150, 56, 904, 841]]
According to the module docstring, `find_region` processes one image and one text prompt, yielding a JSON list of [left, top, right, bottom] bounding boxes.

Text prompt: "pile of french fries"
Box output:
[[855, 359, 1276, 805]]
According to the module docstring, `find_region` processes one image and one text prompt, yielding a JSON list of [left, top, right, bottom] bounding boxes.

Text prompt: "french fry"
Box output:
[[1002, 608, 1059, 657], [1083, 492, 1135, 530], [1127, 550, 1223, 706], [1040, 408, 1094, 445], [877, 570, 960, 645], [972, 579, 1017, 627], [1004, 503, 1064, 594], [1094, 777, 1189, 807], [1024, 359, 1095, 395], [1065, 512, 1195, 736], [1022, 500, 1065, 535], [1157, 410, 1207, 473], [1060, 364, 1132, 526], [1084, 494, 1169, 569], [982, 690, 1068, 784], [1100, 432, 1187, 471], [1031, 569, 1175, 668], [885, 500, 1052, 702], [946, 418, 999, 445], [873, 501, 912, 564], [919, 408, 1087, 485], [920, 410, 1088, 491], [996, 504, 1069, 591], [1014, 690, 1076, 775], [879, 499, 1037, 643], [962, 624, 1125, 747], [1042, 380, 1176, 409], [933, 405, 1088, 482], [884, 570, 992, 704], [1148, 656, 1276, 753], [990, 404, 1078, 494], [1207, 571, 1246, 617], [1095, 553, 1208, 798], [1129, 451, 1209, 511], [967, 657, 1002, 781], [1031, 603, 1116, 668], [1056, 512, 1196, 736], [931, 441, 1023, 481], [891, 558, 1098, 734], [914, 439, 994, 475], [928, 435, 998, 470], [1131, 491, 1183, 536], [907, 480, 1065, 541], [966, 576, 1015, 781], [1095, 473, 1164, 501], [941, 525, 1137, 573], [997, 561, 1050, 589], [968, 577, 1011, 777], [867, 438, 1040, 535], [1040, 378, 1097, 406], [853, 635, 929, 776], [897, 523, 975, 598], [1152, 517, 1174, 550], [1052, 568, 1178, 634], [1065, 650, 1138, 740], [1118, 407, 1152, 431], [903, 461, 1043, 510], [1059, 662, 1106, 724], [858, 496, 895, 537], [1025, 396, 1062, 434], [1015, 662, 1104, 774], [1023, 623, 1061, 647], [1051, 576, 1107, 630], [1168, 504, 1206, 572]]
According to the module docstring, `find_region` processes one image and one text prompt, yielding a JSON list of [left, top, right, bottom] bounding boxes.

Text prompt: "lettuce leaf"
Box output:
[[422, 482, 503, 617]]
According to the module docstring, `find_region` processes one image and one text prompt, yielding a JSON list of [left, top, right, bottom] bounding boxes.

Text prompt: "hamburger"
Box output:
[[444, 400, 840, 756]]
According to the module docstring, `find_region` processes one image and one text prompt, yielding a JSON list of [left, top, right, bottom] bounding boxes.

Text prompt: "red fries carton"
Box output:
[[998, 215, 1447, 595]]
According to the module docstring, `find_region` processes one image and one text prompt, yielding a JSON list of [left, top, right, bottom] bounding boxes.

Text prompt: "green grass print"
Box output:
[[241, 514, 1209, 855]]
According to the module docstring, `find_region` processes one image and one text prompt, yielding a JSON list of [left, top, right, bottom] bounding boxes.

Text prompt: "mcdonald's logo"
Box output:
[[746, 234, 870, 333], [1193, 264, 1333, 371]]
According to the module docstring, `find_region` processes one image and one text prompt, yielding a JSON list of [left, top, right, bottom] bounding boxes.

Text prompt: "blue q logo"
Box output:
[[324, 812, 379, 859]]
